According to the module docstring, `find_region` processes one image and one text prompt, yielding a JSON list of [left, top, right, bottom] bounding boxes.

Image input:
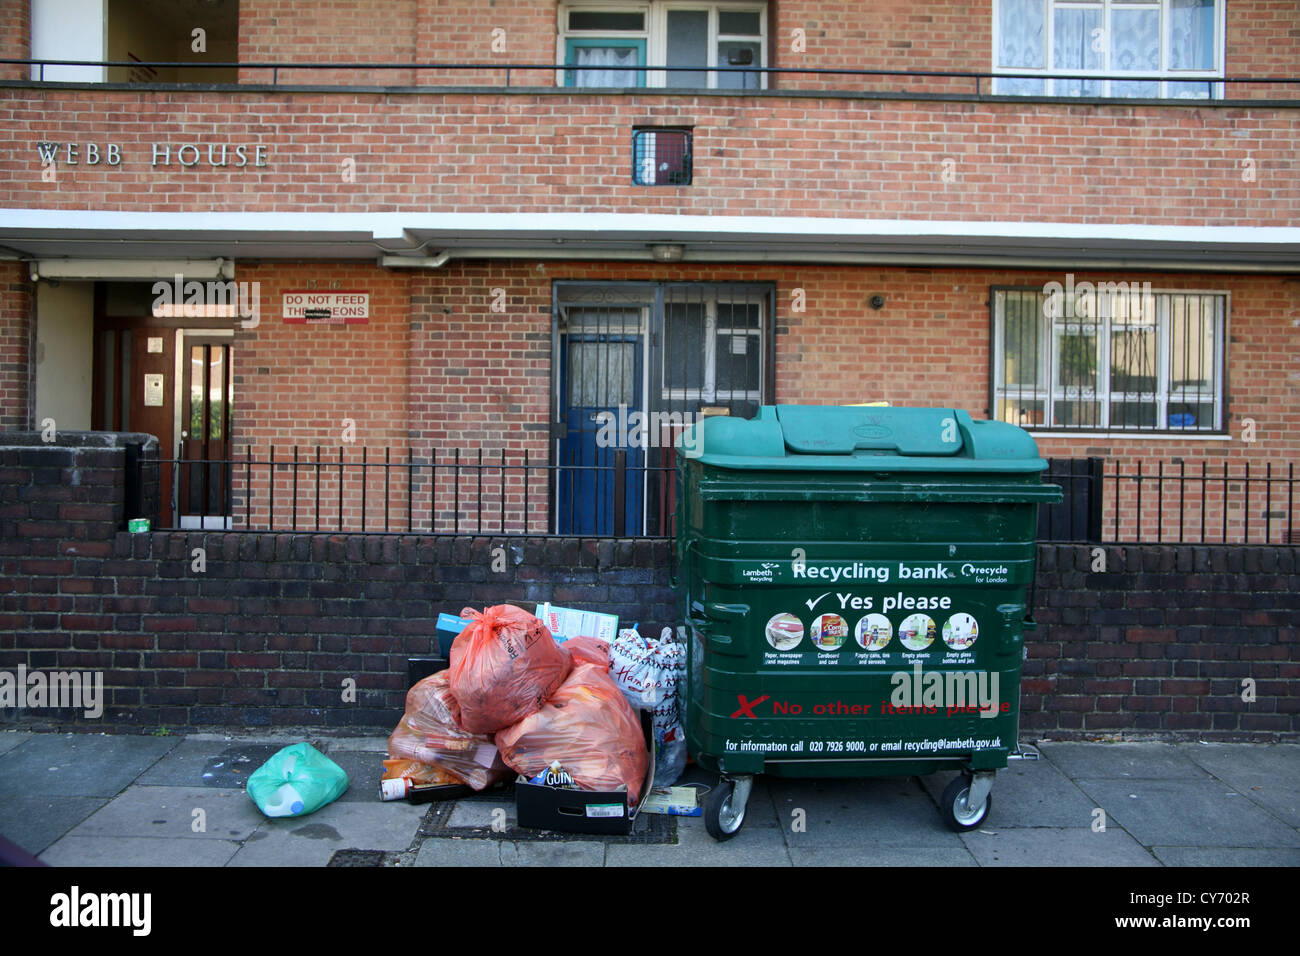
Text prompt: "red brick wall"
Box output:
[[238, 0, 419, 86], [7, 0, 1297, 91], [1226, 0, 1300, 98], [227, 1, 1300, 95], [2, 254, 1292, 540], [212, 259, 1300, 541], [0, 263, 32, 431], [771, 0, 988, 93], [4, 89, 1295, 225], [413, 0, 557, 87], [409, 262, 552, 534], [231, 262, 410, 531], [0, 0, 30, 82]]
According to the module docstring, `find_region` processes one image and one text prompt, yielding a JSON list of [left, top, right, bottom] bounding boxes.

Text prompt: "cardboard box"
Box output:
[[534, 603, 619, 644], [435, 612, 475, 658], [514, 711, 655, 836]]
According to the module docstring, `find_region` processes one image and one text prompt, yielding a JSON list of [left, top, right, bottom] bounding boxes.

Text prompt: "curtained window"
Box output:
[[561, 3, 766, 89], [995, 0, 1222, 99]]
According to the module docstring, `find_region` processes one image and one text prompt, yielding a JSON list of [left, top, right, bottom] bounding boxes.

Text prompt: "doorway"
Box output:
[[92, 284, 235, 528], [92, 314, 177, 527], [552, 281, 774, 535], [178, 335, 234, 529], [556, 306, 646, 535]]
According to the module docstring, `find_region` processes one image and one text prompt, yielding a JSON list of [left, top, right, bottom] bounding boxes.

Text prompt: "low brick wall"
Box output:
[[1, 434, 1296, 739], [1027, 544, 1297, 739]]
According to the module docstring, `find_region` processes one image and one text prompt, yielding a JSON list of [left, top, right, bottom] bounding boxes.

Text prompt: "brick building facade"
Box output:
[[0, 1, 1296, 731]]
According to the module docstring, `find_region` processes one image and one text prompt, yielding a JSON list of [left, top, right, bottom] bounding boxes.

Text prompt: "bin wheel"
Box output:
[[704, 778, 746, 841], [941, 774, 992, 832]]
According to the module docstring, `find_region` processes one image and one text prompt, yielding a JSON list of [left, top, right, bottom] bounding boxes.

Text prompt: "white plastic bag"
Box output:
[[610, 626, 688, 787]]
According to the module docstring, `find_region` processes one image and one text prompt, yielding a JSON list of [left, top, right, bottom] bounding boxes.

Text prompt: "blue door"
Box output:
[[557, 327, 644, 535]]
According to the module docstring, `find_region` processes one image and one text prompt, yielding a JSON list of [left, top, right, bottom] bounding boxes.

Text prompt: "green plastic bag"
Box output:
[[247, 743, 349, 818]]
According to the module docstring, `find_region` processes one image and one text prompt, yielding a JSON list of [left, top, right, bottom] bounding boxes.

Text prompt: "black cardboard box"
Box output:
[[514, 711, 655, 835]]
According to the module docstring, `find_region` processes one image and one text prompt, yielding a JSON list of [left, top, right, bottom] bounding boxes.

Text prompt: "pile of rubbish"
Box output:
[[381, 605, 687, 807]]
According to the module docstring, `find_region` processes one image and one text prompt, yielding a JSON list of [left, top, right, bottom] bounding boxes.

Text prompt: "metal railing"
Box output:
[[151, 448, 1298, 545], [1042, 458, 1298, 545], [7, 58, 1299, 100], [159, 445, 677, 537]]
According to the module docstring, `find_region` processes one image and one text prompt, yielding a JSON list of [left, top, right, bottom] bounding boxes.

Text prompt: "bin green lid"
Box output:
[[677, 406, 1046, 473]]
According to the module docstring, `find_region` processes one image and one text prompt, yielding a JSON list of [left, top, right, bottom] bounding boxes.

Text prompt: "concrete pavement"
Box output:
[[1, 729, 1296, 867]]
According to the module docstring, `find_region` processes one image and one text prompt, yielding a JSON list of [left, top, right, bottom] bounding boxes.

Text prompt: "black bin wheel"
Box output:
[[704, 778, 746, 841], [940, 774, 992, 832]]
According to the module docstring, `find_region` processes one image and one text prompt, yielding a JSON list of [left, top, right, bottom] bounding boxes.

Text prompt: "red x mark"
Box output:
[[731, 694, 770, 719]]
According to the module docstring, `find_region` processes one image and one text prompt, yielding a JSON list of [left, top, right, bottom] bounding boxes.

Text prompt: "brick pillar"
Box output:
[[0, 263, 33, 431]]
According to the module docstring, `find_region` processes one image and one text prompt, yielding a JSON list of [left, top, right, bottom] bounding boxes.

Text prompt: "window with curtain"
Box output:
[[994, 0, 1222, 99], [560, 3, 766, 89], [992, 286, 1226, 433]]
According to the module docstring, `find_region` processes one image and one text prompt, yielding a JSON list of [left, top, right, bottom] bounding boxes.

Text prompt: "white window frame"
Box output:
[[992, 287, 1227, 433], [558, 1, 767, 89], [991, 0, 1226, 99]]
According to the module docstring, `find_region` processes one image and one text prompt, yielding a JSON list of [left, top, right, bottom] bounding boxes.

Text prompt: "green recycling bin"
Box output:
[[674, 406, 1062, 840]]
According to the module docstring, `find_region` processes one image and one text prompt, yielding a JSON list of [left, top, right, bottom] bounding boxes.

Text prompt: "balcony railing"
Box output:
[[6, 58, 1299, 101], [135, 447, 1299, 545]]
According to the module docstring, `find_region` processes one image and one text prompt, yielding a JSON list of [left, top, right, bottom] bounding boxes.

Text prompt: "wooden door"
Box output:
[[93, 324, 176, 527]]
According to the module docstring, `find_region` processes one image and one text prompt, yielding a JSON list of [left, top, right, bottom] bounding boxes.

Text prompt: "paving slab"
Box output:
[[605, 814, 793, 866], [325, 737, 391, 752], [447, 799, 517, 830], [0, 731, 31, 756], [65, 785, 263, 841], [197, 743, 288, 789], [768, 776, 962, 848], [322, 750, 387, 804], [0, 733, 179, 798], [789, 846, 978, 866], [1179, 743, 1300, 829], [921, 762, 1100, 829], [1071, 777, 1300, 849], [135, 739, 264, 788], [40, 834, 241, 867], [500, 840, 605, 866], [228, 798, 428, 866], [414, 838, 504, 867], [1151, 846, 1300, 867], [960, 826, 1161, 866], [226, 827, 339, 867], [1038, 742, 1210, 780], [0, 794, 107, 856]]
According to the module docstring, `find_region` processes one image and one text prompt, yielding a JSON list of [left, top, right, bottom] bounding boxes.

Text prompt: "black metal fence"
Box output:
[[158, 445, 676, 537], [150, 448, 1298, 545], [1042, 458, 1298, 545]]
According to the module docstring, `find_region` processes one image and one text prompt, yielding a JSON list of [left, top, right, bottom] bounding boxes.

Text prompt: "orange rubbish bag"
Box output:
[[449, 605, 572, 734], [495, 662, 649, 804], [563, 636, 611, 669], [386, 671, 510, 791]]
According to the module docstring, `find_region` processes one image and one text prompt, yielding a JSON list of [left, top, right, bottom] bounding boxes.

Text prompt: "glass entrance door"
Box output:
[[178, 337, 233, 528]]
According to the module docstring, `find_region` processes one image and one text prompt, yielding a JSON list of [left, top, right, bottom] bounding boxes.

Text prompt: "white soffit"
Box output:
[[0, 210, 1298, 271]]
